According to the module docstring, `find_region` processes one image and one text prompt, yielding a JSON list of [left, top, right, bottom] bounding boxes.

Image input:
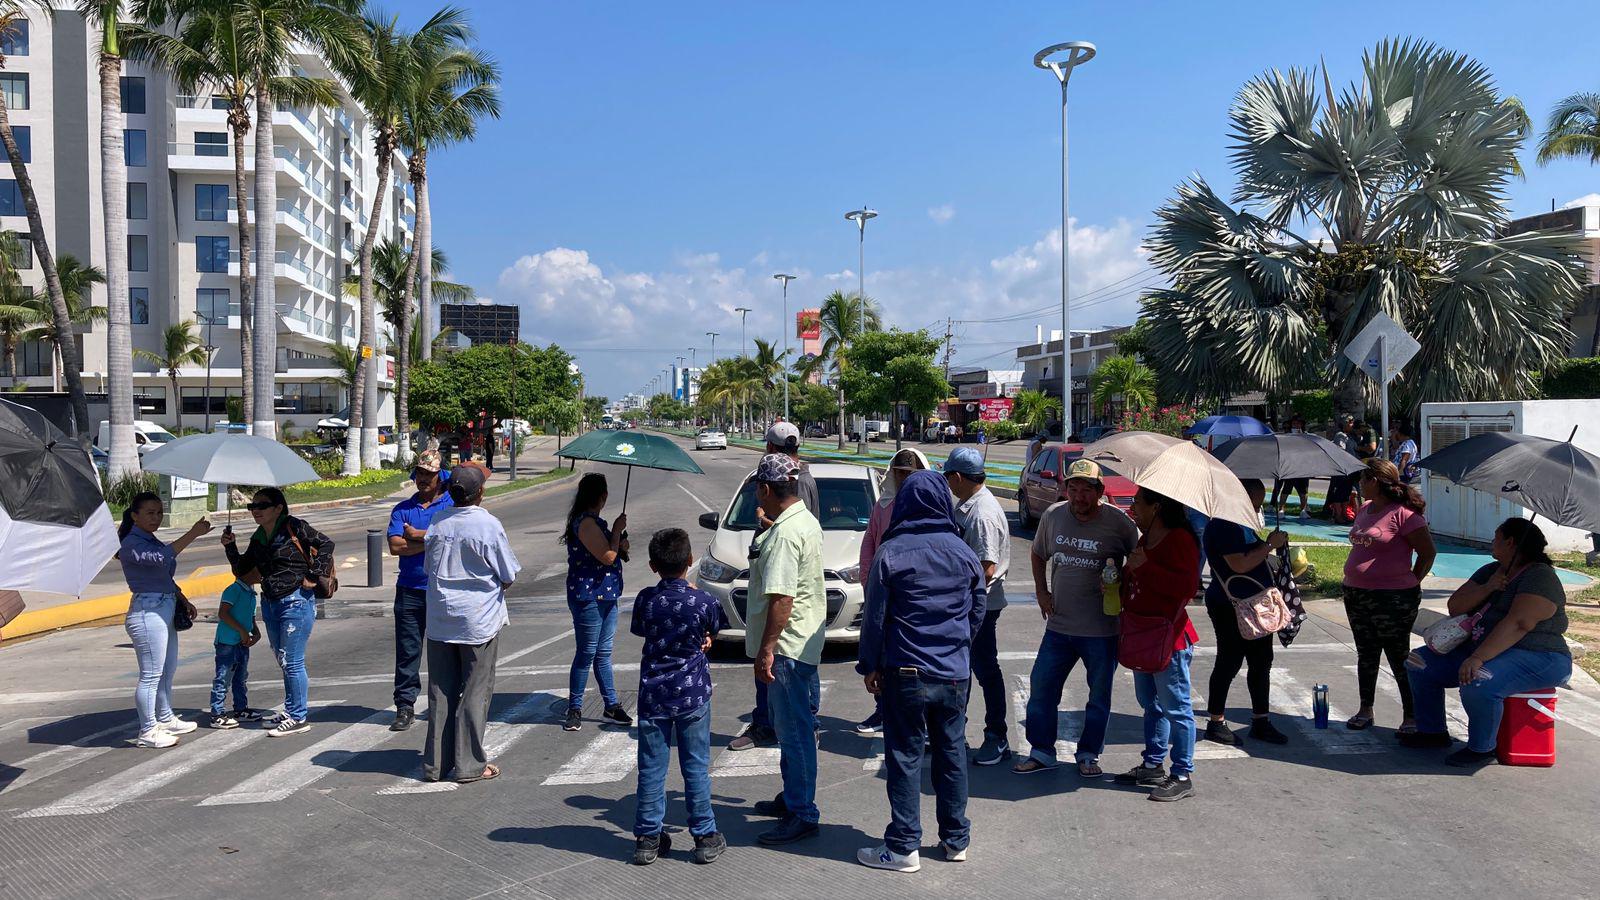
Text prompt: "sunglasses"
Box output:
[[245, 501, 278, 511]]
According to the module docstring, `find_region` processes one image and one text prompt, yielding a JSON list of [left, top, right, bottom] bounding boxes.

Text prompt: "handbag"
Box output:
[[1223, 572, 1292, 641], [1118, 609, 1177, 673], [173, 590, 193, 631], [1423, 606, 1488, 654], [287, 519, 339, 600]]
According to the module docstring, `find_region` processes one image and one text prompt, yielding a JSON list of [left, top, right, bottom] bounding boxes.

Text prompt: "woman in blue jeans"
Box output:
[[117, 492, 212, 748], [1401, 518, 1572, 768], [561, 473, 632, 732], [222, 487, 333, 737]]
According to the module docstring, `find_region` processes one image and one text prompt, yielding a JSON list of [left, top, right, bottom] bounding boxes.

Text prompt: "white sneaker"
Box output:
[[132, 729, 179, 749], [267, 718, 310, 737], [158, 717, 198, 735], [857, 845, 920, 873], [942, 842, 967, 862]]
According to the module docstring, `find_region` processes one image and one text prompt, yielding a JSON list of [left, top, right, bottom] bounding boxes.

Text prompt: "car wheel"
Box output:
[[1018, 492, 1036, 528]]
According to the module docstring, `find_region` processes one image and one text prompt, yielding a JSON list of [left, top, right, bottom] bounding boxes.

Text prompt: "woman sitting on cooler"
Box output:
[[1401, 518, 1571, 768]]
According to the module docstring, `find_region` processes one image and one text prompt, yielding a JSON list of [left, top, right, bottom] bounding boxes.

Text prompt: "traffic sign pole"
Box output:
[[1377, 335, 1388, 463]]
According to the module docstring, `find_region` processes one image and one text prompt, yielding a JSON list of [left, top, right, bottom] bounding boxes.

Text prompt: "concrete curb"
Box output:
[[0, 567, 239, 642]]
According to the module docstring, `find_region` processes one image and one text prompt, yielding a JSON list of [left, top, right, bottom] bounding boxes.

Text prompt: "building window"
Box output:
[[196, 235, 229, 273], [181, 386, 239, 416], [129, 234, 149, 272], [120, 76, 146, 114], [124, 129, 147, 167], [196, 287, 233, 321], [4, 124, 27, 164], [133, 387, 166, 417], [5, 231, 30, 269], [281, 382, 338, 415], [0, 20, 28, 57], [130, 287, 149, 324], [0, 179, 22, 216], [127, 182, 148, 220], [195, 131, 227, 157], [0, 73, 27, 110], [195, 184, 229, 221]]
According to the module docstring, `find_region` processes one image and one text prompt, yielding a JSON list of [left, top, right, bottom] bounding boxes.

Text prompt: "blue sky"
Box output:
[[420, 0, 1600, 399]]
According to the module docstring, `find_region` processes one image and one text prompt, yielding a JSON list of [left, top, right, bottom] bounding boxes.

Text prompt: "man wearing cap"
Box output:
[[942, 446, 1014, 766], [386, 449, 453, 731], [745, 453, 827, 845], [422, 462, 520, 783], [1014, 458, 1137, 777]]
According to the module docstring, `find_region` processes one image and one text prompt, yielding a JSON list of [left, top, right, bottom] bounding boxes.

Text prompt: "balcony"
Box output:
[[227, 200, 333, 252], [228, 250, 334, 297]]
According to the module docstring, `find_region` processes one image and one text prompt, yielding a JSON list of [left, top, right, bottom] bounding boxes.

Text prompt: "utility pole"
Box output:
[[507, 336, 518, 481], [941, 317, 954, 382]]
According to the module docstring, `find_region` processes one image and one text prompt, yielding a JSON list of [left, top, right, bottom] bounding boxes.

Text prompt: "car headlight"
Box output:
[[836, 564, 862, 585], [699, 556, 738, 584]]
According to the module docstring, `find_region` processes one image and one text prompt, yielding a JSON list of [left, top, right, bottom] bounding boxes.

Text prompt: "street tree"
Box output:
[[1090, 354, 1157, 419], [409, 341, 578, 436], [21, 255, 107, 391], [1009, 388, 1061, 438], [838, 329, 948, 451], [134, 321, 208, 434]]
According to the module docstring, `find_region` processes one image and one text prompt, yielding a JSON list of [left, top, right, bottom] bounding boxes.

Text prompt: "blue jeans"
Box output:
[[634, 702, 717, 837], [1025, 630, 1119, 764], [209, 642, 251, 715], [393, 585, 428, 708], [1133, 644, 1196, 777], [752, 677, 770, 729], [1406, 644, 1573, 752], [567, 598, 619, 711], [768, 655, 820, 823], [261, 589, 316, 722], [125, 592, 177, 733], [882, 671, 970, 856], [970, 608, 1007, 741]]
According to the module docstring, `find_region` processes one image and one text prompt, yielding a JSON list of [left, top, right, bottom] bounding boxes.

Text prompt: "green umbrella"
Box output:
[[555, 430, 704, 513]]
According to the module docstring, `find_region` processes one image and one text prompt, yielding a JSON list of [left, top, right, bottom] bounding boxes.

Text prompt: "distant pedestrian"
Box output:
[[207, 569, 264, 729], [629, 528, 730, 866], [853, 447, 930, 735], [118, 493, 211, 748], [561, 472, 631, 732], [1390, 424, 1419, 484], [422, 462, 520, 783], [745, 453, 827, 846], [386, 450, 454, 732], [1354, 424, 1378, 461], [1327, 415, 1358, 512], [856, 470, 986, 872], [222, 487, 332, 737], [1114, 488, 1203, 802], [1270, 416, 1311, 523], [942, 446, 1013, 767]]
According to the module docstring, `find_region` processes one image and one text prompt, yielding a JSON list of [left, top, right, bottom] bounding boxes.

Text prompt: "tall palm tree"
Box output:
[[128, 1, 344, 430], [0, 231, 35, 383], [0, 9, 91, 441], [22, 255, 107, 391], [799, 290, 881, 449], [135, 321, 208, 433], [1089, 354, 1156, 419]]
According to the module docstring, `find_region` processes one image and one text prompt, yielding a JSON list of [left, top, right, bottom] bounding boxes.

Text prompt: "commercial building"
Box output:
[[669, 364, 702, 403], [4, 6, 414, 432], [439, 300, 518, 347], [1014, 324, 1130, 435], [1504, 198, 1600, 357]]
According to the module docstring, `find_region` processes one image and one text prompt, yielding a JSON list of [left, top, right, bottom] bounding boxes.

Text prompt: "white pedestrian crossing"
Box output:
[[1266, 670, 1387, 753], [541, 700, 638, 786], [377, 692, 562, 795], [0, 722, 135, 799], [708, 681, 833, 779]]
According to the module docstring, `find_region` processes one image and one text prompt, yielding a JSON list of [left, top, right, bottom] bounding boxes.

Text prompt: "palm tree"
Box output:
[[1140, 40, 1587, 416], [135, 321, 208, 433], [1089, 355, 1156, 420], [1010, 388, 1062, 437], [323, 341, 359, 393], [0, 231, 37, 384], [127, 1, 344, 430], [798, 290, 881, 448], [21, 255, 107, 391], [1536, 90, 1600, 356], [0, 8, 91, 442]]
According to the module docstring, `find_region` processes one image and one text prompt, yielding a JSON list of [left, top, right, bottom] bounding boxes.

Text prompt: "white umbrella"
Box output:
[[141, 433, 319, 529], [0, 398, 119, 596], [1082, 431, 1261, 528], [0, 503, 119, 596]]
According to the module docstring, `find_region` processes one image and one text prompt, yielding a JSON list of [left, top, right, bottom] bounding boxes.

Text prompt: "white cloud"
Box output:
[[927, 204, 956, 224]]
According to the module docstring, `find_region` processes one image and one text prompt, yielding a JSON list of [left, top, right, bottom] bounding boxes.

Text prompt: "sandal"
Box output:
[[1345, 713, 1375, 731], [1011, 757, 1057, 775], [1076, 760, 1102, 777], [457, 764, 500, 784]]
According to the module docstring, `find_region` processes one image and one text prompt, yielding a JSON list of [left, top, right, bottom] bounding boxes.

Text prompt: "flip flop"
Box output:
[[1076, 761, 1102, 777], [457, 764, 500, 784], [1345, 713, 1375, 731]]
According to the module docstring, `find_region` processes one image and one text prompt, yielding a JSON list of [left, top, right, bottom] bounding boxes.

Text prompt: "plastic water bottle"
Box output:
[[1101, 559, 1121, 616], [1313, 684, 1330, 729]]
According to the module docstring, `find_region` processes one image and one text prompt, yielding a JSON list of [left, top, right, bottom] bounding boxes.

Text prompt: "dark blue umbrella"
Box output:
[[1185, 415, 1273, 439]]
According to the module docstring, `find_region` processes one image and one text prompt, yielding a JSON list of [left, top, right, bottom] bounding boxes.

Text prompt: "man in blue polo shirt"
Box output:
[[387, 449, 453, 731]]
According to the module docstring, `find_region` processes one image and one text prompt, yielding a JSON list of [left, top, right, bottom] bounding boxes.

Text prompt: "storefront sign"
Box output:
[[977, 398, 1013, 422]]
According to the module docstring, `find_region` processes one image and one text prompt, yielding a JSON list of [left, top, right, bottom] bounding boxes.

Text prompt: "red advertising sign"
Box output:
[[796, 308, 821, 340], [977, 398, 1012, 422], [387, 359, 395, 379]]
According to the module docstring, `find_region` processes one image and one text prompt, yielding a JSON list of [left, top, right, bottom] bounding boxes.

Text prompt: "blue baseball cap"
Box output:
[[943, 446, 985, 478]]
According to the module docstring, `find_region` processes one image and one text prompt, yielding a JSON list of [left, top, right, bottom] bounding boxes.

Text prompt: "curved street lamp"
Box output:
[[844, 208, 877, 453]]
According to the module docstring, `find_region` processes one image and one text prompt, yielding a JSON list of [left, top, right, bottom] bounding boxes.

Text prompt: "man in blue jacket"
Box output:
[[855, 470, 987, 873]]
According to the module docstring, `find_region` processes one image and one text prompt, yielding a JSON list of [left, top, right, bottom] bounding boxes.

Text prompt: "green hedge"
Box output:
[[1541, 357, 1600, 399]]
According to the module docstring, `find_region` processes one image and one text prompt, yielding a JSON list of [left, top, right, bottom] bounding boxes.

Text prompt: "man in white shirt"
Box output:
[[423, 462, 521, 783]]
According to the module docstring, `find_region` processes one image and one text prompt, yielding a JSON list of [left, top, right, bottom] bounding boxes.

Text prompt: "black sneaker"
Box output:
[[728, 724, 777, 751], [1445, 747, 1498, 769], [757, 815, 819, 846], [753, 794, 789, 818], [208, 712, 239, 730], [602, 705, 633, 727], [562, 708, 582, 732], [1249, 717, 1289, 745], [390, 706, 415, 732], [1149, 775, 1195, 802], [632, 832, 671, 865], [1203, 719, 1241, 746], [692, 832, 727, 864], [1397, 731, 1452, 749], [1113, 764, 1167, 787]]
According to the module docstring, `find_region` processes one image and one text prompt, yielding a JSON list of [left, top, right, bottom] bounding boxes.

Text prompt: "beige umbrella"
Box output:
[[1081, 431, 1261, 528]]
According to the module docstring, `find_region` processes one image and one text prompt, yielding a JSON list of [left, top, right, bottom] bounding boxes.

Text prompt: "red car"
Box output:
[[1017, 443, 1138, 526]]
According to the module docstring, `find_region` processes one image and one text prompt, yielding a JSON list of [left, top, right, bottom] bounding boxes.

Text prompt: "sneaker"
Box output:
[[267, 718, 310, 737], [692, 832, 727, 865], [562, 708, 583, 732], [1249, 718, 1289, 745], [942, 841, 967, 863], [855, 711, 883, 735], [1397, 731, 1453, 749], [132, 729, 179, 749], [728, 724, 777, 751], [632, 832, 671, 866], [757, 815, 819, 846], [1113, 764, 1167, 787], [1203, 719, 1241, 746], [158, 717, 198, 735], [1149, 774, 1195, 802], [208, 713, 240, 730], [856, 844, 920, 873], [235, 708, 270, 722], [602, 705, 633, 727], [753, 794, 789, 818], [390, 706, 415, 732], [1445, 747, 1498, 769], [1011, 757, 1057, 775], [972, 735, 1011, 766]]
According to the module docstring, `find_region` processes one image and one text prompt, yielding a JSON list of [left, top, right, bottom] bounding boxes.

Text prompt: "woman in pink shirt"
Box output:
[[1341, 459, 1436, 732], [853, 447, 929, 734]]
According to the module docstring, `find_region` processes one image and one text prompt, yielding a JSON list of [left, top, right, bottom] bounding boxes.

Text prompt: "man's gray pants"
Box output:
[[424, 635, 499, 781]]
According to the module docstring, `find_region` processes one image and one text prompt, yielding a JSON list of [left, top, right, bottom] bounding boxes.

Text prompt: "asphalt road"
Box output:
[[2, 433, 1598, 899]]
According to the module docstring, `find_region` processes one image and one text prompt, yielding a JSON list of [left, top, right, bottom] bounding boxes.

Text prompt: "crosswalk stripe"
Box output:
[[1348, 664, 1470, 737], [541, 701, 638, 786], [377, 692, 562, 795], [1265, 670, 1386, 754], [1009, 674, 1080, 761], [0, 722, 135, 799], [709, 682, 834, 779], [1357, 663, 1600, 742], [1186, 685, 1249, 760], [198, 700, 421, 806]]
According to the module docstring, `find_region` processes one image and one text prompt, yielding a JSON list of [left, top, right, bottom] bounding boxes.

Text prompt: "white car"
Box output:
[[695, 462, 879, 644], [694, 429, 727, 450]]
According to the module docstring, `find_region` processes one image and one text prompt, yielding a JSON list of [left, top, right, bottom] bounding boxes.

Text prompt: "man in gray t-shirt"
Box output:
[[1014, 458, 1137, 775], [944, 447, 1013, 765]]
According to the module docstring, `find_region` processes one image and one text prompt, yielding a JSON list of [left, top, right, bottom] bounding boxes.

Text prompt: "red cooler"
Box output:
[[1496, 690, 1559, 767]]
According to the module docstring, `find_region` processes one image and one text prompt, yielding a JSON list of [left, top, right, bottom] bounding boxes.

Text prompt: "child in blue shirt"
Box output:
[[208, 570, 264, 728], [629, 528, 729, 866]]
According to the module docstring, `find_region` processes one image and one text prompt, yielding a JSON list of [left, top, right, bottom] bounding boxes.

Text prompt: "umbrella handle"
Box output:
[[622, 466, 632, 516]]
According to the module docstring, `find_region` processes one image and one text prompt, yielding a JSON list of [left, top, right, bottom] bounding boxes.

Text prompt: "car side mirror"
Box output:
[[698, 512, 719, 530], [1040, 469, 1057, 481]]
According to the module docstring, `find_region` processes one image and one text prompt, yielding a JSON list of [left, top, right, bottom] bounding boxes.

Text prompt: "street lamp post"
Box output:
[[198, 312, 218, 433], [734, 307, 752, 358], [1035, 41, 1095, 441], [773, 273, 796, 421], [845, 207, 877, 454], [706, 332, 718, 365]]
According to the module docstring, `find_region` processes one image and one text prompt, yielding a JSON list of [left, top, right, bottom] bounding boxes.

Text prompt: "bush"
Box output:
[[1289, 390, 1334, 425], [103, 469, 159, 507], [1541, 357, 1600, 399], [225, 395, 244, 425], [307, 451, 346, 479], [971, 420, 1021, 442], [1117, 404, 1203, 437]]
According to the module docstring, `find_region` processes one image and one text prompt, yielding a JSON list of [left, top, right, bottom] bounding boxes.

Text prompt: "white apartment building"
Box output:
[[3, 7, 413, 433]]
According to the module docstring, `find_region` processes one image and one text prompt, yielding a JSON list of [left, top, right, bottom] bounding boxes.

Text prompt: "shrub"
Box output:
[[1541, 357, 1600, 399], [225, 395, 244, 425], [971, 419, 1020, 442], [308, 451, 345, 479], [103, 469, 159, 507], [1289, 390, 1333, 425], [1117, 404, 1202, 437]]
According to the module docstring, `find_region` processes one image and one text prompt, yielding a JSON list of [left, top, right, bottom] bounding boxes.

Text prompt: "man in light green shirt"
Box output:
[[744, 453, 826, 845]]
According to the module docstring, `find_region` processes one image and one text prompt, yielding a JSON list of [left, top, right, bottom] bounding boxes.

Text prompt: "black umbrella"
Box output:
[[0, 398, 119, 595], [1415, 429, 1600, 533], [1210, 433, 1366, 480]]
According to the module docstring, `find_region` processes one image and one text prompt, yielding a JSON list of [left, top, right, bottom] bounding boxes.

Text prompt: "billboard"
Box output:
[[977, 398, 1013, 422], [796, 308, 821, 340]]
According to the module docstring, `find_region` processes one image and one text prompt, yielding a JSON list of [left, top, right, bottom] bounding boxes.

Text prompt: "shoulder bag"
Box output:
[[1223, 572, 1292, 641], [1118, 608, 1176, 673], [288, 518, 339, 600]]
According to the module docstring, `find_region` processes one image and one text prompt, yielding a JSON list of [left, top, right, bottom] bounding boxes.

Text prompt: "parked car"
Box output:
[[848, 420, 890, 442], [804, 423, 830, 438], [89, 444, 108, 476], [694, 428, 727, 450], [1076, 424, 1121, 444], [695, 462, 878, 644], [1017, 443, 1138, 527], [95, 420, 177, 456]]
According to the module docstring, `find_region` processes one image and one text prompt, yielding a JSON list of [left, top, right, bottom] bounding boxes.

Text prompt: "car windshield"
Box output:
[[723, 476, 873, 532], [144, 431, 175, 443]]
